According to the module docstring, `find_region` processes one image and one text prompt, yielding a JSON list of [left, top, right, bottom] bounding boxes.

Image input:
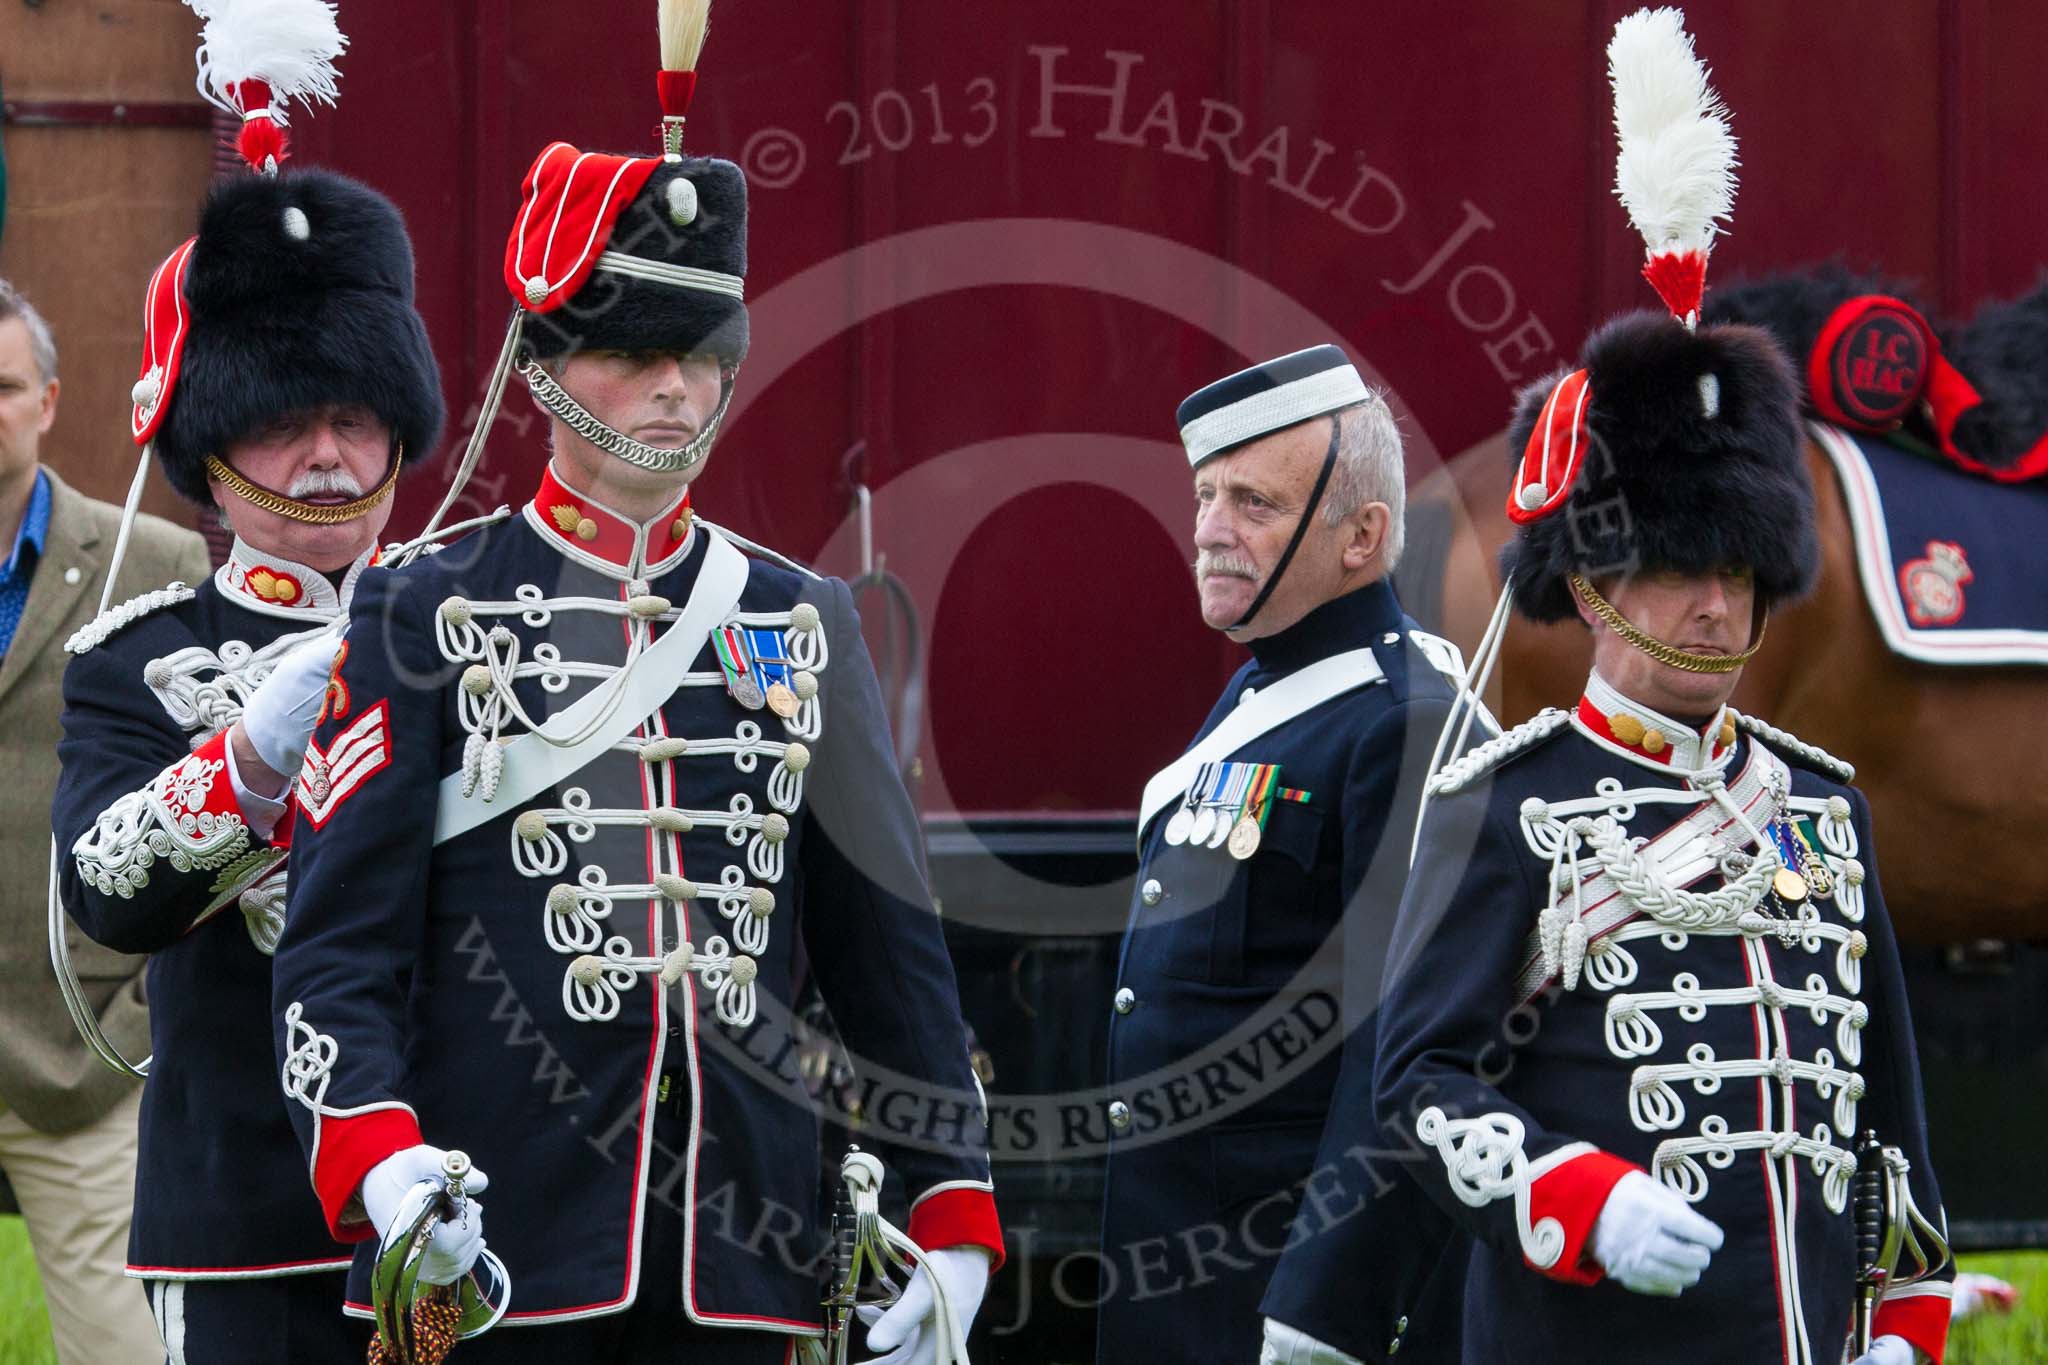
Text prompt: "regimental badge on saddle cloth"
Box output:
[[1161, 760, 1311, 859], [1898, 539, 1973, 627]]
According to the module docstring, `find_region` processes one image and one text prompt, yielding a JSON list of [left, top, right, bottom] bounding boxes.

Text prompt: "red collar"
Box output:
[[525, 464, 694, 578], [217, 539, 375, 620], [1574, 672, 1736, 770]]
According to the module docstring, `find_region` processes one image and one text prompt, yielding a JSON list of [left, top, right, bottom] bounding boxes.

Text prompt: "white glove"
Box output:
[[1259, 1316, 1363, 1365], [858, 1246, 991, 1365], [240, 631, 344, 776], [1589, 1170, 1725, 1296], [360, 1145, 490, 1288], [1951, 1271, 2020, 1319], [1847, 1336, 1915, 1365]]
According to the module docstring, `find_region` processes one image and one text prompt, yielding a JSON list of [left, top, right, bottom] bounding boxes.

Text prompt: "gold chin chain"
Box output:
[[1569, 572, 1767, 674], [205, 446, 404, 526]]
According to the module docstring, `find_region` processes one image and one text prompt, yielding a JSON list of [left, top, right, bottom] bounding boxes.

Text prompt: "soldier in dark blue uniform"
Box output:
[[268, 14, 1001, 1363], [50, 9, 444, 1357], [1375, 16, 1951, 1364], [1098, 345, 1474, 1365]]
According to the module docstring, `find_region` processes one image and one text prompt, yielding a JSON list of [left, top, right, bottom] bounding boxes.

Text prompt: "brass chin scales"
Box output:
[[205, 445, 404, 526], [1570, 573, 1767, 675]]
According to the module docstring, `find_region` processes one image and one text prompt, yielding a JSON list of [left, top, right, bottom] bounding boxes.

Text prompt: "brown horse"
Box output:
[[1410, 425, 2045, 946]]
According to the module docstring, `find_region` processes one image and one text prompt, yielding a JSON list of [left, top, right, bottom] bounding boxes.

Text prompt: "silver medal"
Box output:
[[1191, 803, 1218, 846], [1164, 805, 1195, 846], [732, 671, 766, 710]]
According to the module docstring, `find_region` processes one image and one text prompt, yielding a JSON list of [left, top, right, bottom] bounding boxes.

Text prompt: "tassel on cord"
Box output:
[[1608, 7, 1737, 326], [184, 0, 348, 175], [656, 0, 712, 155]]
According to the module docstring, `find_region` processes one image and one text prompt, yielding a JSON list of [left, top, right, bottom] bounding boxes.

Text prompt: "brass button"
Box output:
[[575, 517, 599, 541]]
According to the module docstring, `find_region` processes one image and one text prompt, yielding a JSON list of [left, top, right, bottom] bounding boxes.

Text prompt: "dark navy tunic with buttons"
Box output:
[[1374, 711, 1952, 1365], [53, 562, 354, 1280], [1097, 579, 1468, 1365], [270, 476, 1000, 1339]]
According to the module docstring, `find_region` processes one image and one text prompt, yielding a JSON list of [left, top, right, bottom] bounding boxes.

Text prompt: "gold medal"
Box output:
[[766, 682, 799, 718], [1227, 816, 1262, 860], [1772, 867, 1810, 904]]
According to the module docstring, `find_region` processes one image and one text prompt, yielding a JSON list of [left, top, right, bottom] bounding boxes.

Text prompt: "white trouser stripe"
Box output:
[[163, 1281, 188, 1365]]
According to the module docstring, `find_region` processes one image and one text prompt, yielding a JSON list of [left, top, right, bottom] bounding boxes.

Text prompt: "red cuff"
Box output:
[[907, 1186, 1004, 1273], [183, 730, 250, 822], [268, 801, 297, 851], [1527, 1149, 1641, 1285], [1873, 1287, 1951, 1364], [313, 1108, 423, 1242]]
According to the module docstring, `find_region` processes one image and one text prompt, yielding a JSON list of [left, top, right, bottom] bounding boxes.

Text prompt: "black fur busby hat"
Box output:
[[518, 155, 748, 364], [1499, 312, 1814, 622], [152, 168, 444, 505], [1497, 8, 1819, 623]]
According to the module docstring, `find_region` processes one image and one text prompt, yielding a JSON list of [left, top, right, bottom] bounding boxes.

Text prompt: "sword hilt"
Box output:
[[439, 1149, 472, 1221], [821, 1145, 863, 1365], [1852, 1129, 1886, 1353]]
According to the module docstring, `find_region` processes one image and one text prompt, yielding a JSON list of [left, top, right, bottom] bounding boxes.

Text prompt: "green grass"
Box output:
[[0, 1212, 2043, 1362], [1, 1216, 56, 1365], [1948, 1252, 2048, 1365]]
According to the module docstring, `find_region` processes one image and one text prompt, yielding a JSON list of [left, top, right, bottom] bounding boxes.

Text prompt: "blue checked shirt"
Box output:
[[0, 469, 52, 659]]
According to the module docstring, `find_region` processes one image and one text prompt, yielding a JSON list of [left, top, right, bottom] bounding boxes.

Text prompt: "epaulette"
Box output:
[[1428, 706, 1573, 795], [1732, 710, 1856, 784], [699, 518, 821, 581], [64, 583, 198, 656]]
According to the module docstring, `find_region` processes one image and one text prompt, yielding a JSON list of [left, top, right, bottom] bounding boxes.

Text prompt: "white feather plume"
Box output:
[[659, 0, 713, 72], [185, 0, 347, 119], [1608, 6, 1737, 256]]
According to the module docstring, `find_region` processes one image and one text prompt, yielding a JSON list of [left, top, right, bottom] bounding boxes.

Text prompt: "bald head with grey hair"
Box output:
[[0, 279, 58, 385], [1320, 395, 1405, 571]]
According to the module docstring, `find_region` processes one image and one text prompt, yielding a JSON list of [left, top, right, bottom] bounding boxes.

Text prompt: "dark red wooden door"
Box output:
[[298, 0, 2048, 816]]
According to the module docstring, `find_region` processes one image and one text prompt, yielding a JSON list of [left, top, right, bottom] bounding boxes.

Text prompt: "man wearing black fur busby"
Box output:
[[1373, 12, 1951, 1365], [268, 5, 1001, 1361], [49, 3, 444, 1359], [1097, 343, 1475, 1365]]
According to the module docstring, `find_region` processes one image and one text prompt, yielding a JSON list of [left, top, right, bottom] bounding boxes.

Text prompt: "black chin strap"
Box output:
[[1227, 419, 1341, 633]]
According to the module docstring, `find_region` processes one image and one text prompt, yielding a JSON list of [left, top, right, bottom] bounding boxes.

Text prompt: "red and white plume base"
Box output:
[[1608, 7, 1737, 326], [656, 0, 713, 154], [184, 0, 348, 174]]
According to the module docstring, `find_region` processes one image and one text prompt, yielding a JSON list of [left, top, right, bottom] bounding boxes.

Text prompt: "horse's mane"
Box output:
[[1704, 260, 2048, 476]]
